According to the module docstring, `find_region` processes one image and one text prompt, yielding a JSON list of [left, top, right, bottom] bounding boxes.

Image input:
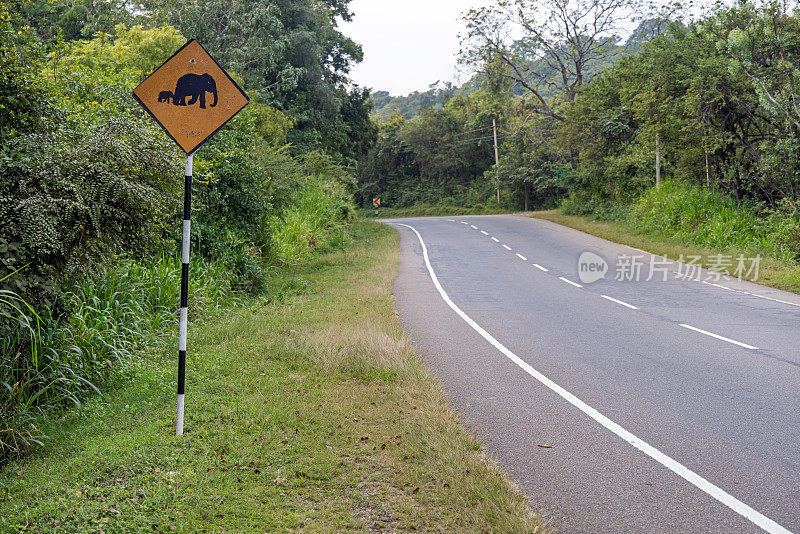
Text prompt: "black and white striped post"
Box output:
[[176, 154, 193, 436], [131, 39, 251, 437]]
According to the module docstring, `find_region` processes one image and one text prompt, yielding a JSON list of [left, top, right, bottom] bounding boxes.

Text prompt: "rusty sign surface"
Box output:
[[133, 39, 249, 154]]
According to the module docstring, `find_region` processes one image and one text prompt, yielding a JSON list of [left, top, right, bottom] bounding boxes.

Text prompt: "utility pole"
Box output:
[[655, 132, 661, 188], [493, 118, 500, 203], [705, 150, 711, 188]]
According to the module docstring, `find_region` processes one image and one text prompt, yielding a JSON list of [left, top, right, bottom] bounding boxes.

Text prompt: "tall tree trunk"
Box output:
[[524, 183, 530, 211], [656, 133, 661, 188]]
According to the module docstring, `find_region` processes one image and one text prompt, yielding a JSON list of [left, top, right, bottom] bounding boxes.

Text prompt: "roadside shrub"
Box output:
[[269, 174, 355, 266], [0, 118, 180, 311], [192, 227, 268, 294], [629, 181, 800, 261], [561, 188, 628, 220]]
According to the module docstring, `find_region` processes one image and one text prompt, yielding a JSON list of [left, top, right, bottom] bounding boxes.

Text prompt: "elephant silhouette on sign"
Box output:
[[158, 90, 173, 103], [171, 73, 218, 109]]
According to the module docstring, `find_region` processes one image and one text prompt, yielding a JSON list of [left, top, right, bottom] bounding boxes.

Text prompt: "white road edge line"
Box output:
[[702, 280, 800, 309], [394, 223, 789, 534], [559, 277, 583, 288], [533, 264, 549, 272], [602, 295, 639, 310], [481, 231, 489, 235], [748, 292, 800, 308], [491, 237, 500, 243], [516, 254, 528, 261], [703, 281, 734, 291], [502, 244, 512, 251], [679, 324, 759, 351]]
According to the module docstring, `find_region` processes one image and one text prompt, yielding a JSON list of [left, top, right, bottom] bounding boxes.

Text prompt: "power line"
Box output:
[[378, 123, 556, 155], [452, 125, 496, 137], [384, 132, 515, 155]]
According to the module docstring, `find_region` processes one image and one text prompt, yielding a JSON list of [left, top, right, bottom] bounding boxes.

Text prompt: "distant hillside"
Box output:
[[370, 83, 462, 122], [370, 18, 671, 122]]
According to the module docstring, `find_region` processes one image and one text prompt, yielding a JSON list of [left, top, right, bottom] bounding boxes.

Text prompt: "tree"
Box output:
[[707, 1, 800, 203], [461, 0, 639, 120], [711, 1, 800, 131], [0, 22, 182, 307]]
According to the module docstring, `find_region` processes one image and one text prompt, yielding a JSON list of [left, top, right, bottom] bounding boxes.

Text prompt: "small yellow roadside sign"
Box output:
[[133, 39, 249, 154]]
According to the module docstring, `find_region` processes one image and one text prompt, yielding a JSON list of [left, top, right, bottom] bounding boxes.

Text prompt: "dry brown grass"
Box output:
[[282, 221, 547, 532]]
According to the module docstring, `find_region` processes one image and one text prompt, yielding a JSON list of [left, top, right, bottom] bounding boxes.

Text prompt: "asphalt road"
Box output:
[[386, 215, 800, 534]]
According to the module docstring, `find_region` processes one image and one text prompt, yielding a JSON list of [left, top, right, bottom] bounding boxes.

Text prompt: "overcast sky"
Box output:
[[340, 0, 496, 96], [340, 0, 714, 97]]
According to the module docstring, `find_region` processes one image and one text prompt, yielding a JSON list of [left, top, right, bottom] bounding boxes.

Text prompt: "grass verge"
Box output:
[[0, 220, 544, 533], [531, 209, 800, 294]]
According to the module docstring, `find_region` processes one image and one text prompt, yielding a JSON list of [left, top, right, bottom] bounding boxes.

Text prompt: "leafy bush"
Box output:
[[0, 118, 181, 309], [192, 227, 269, 294], [561, 188, 629, 220], [629, 181, 800, 261]]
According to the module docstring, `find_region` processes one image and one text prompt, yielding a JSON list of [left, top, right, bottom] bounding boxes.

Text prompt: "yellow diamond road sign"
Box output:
[[133, 39, 249, 154]]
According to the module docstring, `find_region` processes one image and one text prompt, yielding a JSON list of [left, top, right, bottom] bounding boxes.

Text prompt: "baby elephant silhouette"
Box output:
[[170, 73, 218, 109], [158, 90, 173, 103]]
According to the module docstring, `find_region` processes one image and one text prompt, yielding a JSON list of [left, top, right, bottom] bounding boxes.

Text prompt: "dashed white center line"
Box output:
[[502, 244, 512, 251], [480, 231, 489, 235], [602, 295, 639, 310], [491, 237, 500, 243], [395, 222, 790, 534], [559, 277, 583, 288], [470, 225, 478, 229], [446, 219, 455, 222], [679, 324, 758, 350], [748, 292, 800, 308], [533, 264, 549, 272], [516, 254, 528, 261], [460, 221, 468, 225]]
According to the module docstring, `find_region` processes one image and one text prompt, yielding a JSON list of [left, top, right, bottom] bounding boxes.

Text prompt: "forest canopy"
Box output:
[[357, 0, 800, 251]]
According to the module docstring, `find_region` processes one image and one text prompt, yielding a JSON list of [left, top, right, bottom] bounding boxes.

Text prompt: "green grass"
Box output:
[[269, 176, 356, 266], [0, 256, 238, 463], [0, 220, 544, 533], [628, 182, 800, 262]]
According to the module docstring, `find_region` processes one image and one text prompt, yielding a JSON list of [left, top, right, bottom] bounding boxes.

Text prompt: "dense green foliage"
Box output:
[[626, 181, 800, 262], [357, 94, 499, 208], [0, 256, 235, 459], [1, 0, 368, 462], [360, 1, 800, 256]]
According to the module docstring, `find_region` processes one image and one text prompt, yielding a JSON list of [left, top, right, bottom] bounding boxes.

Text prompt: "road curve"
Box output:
[[386, 215, 800, 534]]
